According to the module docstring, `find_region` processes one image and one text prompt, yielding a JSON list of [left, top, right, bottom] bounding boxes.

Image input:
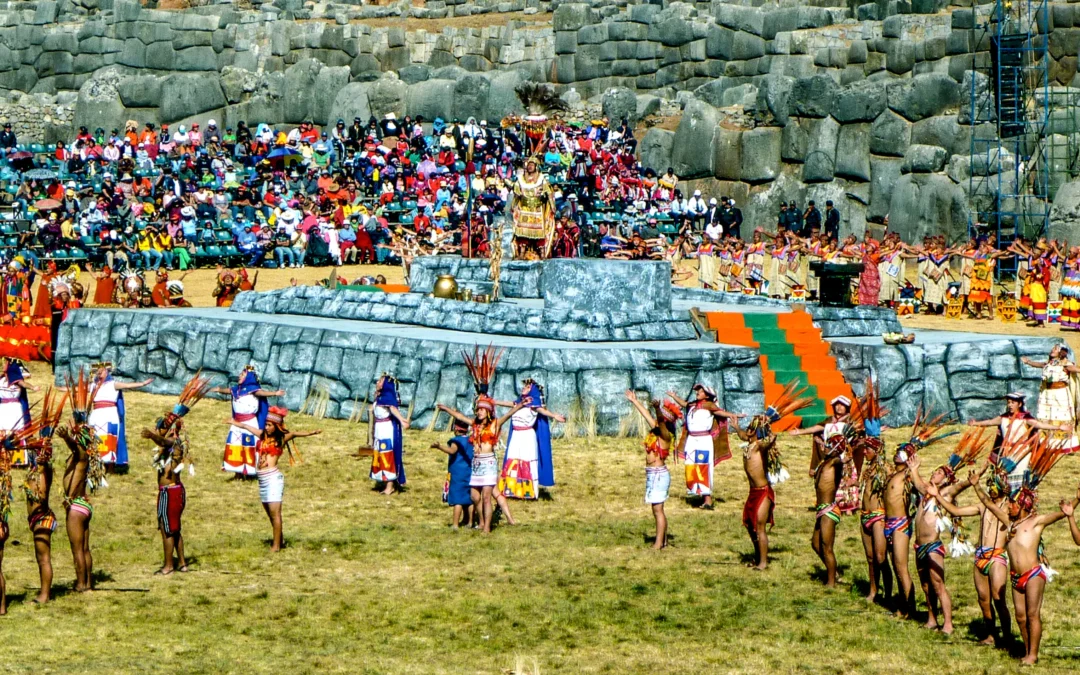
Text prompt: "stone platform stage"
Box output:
[[55, 258, 1062, 434]]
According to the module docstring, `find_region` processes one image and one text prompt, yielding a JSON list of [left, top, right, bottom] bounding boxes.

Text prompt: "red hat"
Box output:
[[267, 406, 287, 423]]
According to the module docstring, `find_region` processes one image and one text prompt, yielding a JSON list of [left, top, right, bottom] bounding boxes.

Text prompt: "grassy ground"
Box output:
[[1, 360, 1079, 672]]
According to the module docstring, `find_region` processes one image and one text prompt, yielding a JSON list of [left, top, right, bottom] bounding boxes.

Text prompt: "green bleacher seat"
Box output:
[[68, 249, 88, 261], [52, 250, 67, 259], [5, 236, 18, 247], [215, 230, 232, 242], [0, 223, 14, 236], [80, 236, 97, 248]]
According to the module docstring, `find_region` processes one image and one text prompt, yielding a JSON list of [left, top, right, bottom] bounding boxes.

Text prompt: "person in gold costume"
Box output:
[[511, 157, 555, 260]]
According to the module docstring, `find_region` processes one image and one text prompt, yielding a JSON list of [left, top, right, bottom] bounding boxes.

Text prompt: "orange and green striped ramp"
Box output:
[[701, 309, 854, 429]]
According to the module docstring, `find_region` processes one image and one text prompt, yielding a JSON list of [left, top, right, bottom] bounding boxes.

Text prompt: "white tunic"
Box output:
[[89, 379, 120, 435], [0, 376, 26, 433], [373, 404, 396, 445]]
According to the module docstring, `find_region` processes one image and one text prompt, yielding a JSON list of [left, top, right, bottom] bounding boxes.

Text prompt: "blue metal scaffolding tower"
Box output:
[[967, 0, 1061, 268]]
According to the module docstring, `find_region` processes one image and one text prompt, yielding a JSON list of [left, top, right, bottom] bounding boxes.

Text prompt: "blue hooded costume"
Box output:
[[5, 360, 30, 429], [373, 378, 405, 485], [505, 382, 554, 488], [231, 370, 269, 431], [94, 370, 128, 466], [445, 434, 474, 506]]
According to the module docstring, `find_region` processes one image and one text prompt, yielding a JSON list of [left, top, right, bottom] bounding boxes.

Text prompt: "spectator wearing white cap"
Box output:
[[686, 189, 708, 231]]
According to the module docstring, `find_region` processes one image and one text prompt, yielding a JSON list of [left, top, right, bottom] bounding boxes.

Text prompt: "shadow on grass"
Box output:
[[643, 533, 676, 547], [808, 563, 851, 585]]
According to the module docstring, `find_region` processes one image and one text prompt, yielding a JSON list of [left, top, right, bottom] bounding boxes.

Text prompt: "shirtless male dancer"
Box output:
[[57, 423, 97, 592]]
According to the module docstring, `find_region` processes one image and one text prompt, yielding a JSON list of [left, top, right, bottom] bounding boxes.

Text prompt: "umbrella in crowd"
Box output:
[[34, 198, 61, 211], [23, 168, 57, 180], [266, 146, 301, 168], [7, 151, 34, 172]]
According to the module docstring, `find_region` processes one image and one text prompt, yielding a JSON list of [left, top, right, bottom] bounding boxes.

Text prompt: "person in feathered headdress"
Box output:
[[934, 439, 1075, 665], [211, 365, 285, 478], [905, 429, 990, 636], [142, 373, 211, 573], [437, 346, 530, 533], [668, 384, 743, 510], [733, 383, 813, 569], [0, 356, 37, 466], [48, 270, 81, 356], [88, 361, 152, 470], [850, 379, 892, 604], [56, 369, 108, 592], [23, 387, 66, 603], [882, 409, 956, 619], [368, 373, 410, 495], [926, 433, 1030, 649], [625, 390, 684, 550], [494, 378, 566, 501]]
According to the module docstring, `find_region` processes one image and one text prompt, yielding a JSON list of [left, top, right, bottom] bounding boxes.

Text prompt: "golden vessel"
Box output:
[[432, 274, 458, 299]]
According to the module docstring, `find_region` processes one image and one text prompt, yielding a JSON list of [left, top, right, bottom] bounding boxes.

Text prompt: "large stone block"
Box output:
[[792, 74, 838, 118], [869, 157, 903, 221], [452, 73, 491, 121], [888, 173, 969, 243], [671, 99, 719, 178], [887, 73, 961, 122], [835, 123, 871, 181], [755, 74, 795, 125], [902, 144, 949, 173], [160, 73, 226, 124], [802, 116, 839, 182], [831, 80, 886, 123], [713, 125, 742, 181], [869, 110, 911, 157], [542, 260, 672, 314], [739, 127, 781, 184]]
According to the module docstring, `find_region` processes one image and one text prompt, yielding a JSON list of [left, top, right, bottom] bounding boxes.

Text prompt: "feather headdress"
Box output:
[[513, 82, 569, 117], [986, 434, 1036, 499], [462, 345, 503, 396], [1013, 438, 1066, 513], [937, 428, 990, 485], [893, 407, 956, 464], [157, 371, 213, 434], [27, 387, 67, 466], [65, 368, 107, 491], [747, 382, 813, 485]]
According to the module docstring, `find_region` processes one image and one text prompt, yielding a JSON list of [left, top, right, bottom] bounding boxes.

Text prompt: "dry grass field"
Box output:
[[0, 357, 1078, 673]]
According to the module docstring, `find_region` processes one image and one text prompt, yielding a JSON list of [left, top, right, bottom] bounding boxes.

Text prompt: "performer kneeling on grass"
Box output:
[[941, 441, 1074, 666], [734, 384, 813, 569], [667, 385, 742, 510], [437, 396, 530, 534], [431, 419, 475, 530], [624, 390, 681, 550]]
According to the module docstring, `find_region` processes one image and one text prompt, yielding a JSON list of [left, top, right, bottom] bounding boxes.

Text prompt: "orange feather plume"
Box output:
[[462, 344, 504, 394]]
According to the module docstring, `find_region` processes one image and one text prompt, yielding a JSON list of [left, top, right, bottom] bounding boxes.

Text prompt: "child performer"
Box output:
[[142, 373, 212, 573], [57, 370, 109, 593], [625, 390, 682, 550], [734, 384, 812, 569], [431, 419, 475, 530], [943, 441, 1073, 665], [369, 374, 409, 496], [24, 389, 67, 603], [906, 431, 989, 635]]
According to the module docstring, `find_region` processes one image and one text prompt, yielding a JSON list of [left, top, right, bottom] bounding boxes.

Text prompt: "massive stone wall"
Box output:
[[229, 284, 700, 341], [831, 334, 1062, 427], [7, 0, 1080, 242], [53, 306, 763, 434]]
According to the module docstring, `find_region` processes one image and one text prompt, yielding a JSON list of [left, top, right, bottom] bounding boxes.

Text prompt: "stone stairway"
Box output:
[[702, 308, 854, 429]]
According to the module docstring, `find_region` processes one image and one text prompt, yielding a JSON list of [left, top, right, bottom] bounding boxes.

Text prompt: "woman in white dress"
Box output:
[[369, 374, 410, 495], [0, 357, 37, 466], [1021, 345, 1080, 453], [495, 380, 566, 500], [88, 362, 153, 468], [211, 366, 285, 477]]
